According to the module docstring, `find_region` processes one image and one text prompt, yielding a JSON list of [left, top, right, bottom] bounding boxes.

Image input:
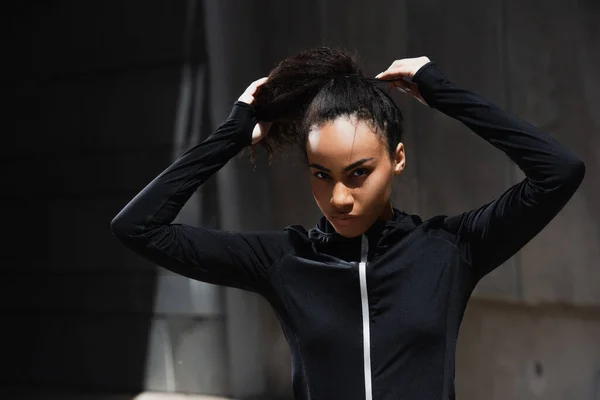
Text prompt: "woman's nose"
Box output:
[[330, 182, 354, 209]]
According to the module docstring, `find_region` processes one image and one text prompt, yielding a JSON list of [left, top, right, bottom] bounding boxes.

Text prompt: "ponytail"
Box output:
[[252, 47, 404, 159]]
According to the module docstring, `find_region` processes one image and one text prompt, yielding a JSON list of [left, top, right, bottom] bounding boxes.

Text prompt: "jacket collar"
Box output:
[[306, 208, 422, 260]]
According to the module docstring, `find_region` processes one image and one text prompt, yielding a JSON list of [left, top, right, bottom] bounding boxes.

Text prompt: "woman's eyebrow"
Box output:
[[309, 157, 374, 173]]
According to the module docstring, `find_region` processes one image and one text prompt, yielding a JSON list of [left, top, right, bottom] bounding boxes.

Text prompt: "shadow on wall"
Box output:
[[5, 0, 210, 397]]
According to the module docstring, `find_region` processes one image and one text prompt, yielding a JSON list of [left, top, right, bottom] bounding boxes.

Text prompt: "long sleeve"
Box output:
[[412, 62, 585, 281], [110, 101, 290, 293]]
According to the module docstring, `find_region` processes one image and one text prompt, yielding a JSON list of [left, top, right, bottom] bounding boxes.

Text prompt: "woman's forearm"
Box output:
[[110, 101, 256, 238], [413, 62, 585, 187]]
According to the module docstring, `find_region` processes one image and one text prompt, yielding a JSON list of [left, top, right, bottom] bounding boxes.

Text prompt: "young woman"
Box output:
[[111, 47, 585, 400]]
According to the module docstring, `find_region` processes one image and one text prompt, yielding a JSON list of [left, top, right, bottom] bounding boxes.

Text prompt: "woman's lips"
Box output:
[[330, 215, 357, 226]]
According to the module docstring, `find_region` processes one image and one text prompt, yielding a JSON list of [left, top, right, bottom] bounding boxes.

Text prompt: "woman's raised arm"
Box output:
[[411, 62, 585, 281], [110, 79, 290, 293]]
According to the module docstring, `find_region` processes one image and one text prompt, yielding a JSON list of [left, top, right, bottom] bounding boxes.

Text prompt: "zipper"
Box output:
[[359, 234, 372, 400]]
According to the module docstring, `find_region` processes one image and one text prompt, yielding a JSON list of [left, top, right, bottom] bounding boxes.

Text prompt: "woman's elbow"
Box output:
[[110, 208, 143, 241], [110, 214, 131, 240], [564, 157, 586, 185], [110, 212, 161, 247], [554, 156, 586, 193]]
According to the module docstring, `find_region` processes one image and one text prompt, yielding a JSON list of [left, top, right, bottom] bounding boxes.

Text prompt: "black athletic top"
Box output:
[[111, 62, 585, 400]]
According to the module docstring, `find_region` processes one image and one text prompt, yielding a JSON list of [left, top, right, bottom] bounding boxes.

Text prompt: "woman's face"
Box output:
[[306, 115, 405, 238]]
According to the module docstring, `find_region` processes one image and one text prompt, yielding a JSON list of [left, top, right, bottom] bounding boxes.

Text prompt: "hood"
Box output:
[[298, 208, 422, 262]]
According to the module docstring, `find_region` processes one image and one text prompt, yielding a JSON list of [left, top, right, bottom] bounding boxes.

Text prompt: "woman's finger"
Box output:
[[248, 77, 269, 94], [375, 67, 411, 80], [389, 80, 427, 105], [253, 76, 269, 88], [239, 77, 269, 105], [392, 78, 411, 89], [376, 56, 431, 80]]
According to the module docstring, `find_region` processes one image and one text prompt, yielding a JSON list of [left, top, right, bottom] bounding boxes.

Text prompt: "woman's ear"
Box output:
[[393, 142, 406, 175]]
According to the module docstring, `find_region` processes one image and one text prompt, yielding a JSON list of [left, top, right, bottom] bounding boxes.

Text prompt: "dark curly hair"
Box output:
[[252, 47, 404, 160]]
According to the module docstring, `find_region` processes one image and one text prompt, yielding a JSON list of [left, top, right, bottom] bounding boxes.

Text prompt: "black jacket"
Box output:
[[110, 62, 585, 400]]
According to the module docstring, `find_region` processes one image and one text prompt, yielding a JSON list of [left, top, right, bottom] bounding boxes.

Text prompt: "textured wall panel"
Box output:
[[456, 300, 600, 400], [506, 0, 600, 306], [143, 317, 229, 395]]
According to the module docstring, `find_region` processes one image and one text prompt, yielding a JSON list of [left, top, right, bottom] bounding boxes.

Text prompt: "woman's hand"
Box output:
[[238, 77, 272, 144], [375, 56, 431, 105]]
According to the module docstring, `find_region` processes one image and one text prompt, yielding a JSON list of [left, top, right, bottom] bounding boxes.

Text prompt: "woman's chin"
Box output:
[[331, 222, 365, 238]]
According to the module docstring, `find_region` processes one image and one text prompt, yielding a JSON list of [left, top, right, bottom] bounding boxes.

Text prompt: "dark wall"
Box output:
[[6, 0, 212, 395]]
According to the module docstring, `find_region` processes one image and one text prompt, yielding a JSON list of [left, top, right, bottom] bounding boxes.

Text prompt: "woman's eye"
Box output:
[[351, 168, 370, 178], [314, 172, 330, 180]]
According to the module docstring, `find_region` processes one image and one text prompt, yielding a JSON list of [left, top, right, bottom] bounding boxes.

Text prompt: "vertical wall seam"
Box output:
[[499, 0, 524, 301]]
